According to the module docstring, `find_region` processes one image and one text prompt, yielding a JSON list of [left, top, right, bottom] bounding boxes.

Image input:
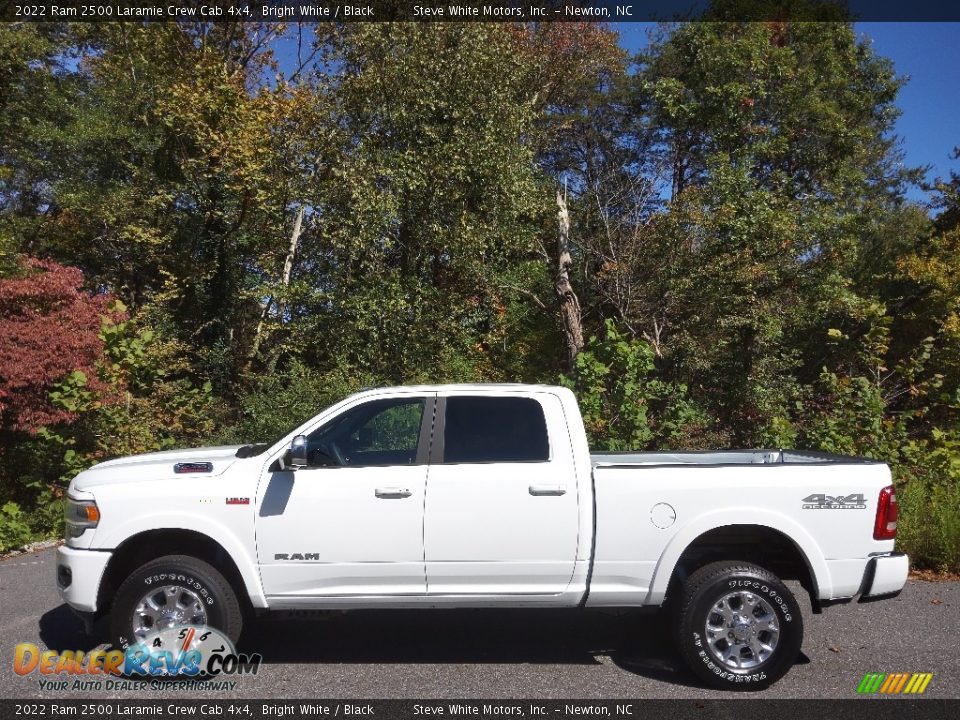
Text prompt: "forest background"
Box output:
[[2, 4, 959, 570]]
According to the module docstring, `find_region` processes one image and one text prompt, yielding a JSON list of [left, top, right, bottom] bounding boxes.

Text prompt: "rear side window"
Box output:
[[442, 396, 549, 464]]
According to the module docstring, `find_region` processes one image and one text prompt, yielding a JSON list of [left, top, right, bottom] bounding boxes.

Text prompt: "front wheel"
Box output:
[[675, 561, 803, 690], [109, 555, 243, 652]]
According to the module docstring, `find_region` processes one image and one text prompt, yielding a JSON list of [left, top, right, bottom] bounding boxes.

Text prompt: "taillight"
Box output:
[[873, 485, 898, 540]]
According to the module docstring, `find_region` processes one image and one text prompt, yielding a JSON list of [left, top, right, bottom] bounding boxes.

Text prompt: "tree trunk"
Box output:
[[276, 204, 306, 320], [555, 188, 584, 369], [248, 204, 306, 368]]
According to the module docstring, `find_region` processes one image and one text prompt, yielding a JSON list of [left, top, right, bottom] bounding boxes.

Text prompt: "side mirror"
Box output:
[[288, 435, 308, 469]]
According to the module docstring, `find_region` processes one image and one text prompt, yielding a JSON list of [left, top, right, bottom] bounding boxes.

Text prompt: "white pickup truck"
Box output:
[[57, 384, 908, 689]]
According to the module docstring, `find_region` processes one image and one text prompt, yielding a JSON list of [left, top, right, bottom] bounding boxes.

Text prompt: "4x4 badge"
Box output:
[[802, 493, 866, 509]]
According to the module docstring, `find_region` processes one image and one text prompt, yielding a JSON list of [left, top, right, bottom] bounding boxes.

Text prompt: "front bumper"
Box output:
[[859, 552, 909, 602], [56, 545, 112, 613]]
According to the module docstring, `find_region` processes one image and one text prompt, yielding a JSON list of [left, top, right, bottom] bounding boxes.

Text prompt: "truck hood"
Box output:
[[71, 445, 245, 492]]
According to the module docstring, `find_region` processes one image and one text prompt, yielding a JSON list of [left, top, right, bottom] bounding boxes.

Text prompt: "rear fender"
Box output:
[[646, 508, 831, 604]]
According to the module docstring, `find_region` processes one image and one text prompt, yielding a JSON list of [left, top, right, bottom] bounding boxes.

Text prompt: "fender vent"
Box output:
[[173, 462, 214, 474]]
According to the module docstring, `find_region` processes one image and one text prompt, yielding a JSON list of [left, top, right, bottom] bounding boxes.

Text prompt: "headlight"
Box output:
[[64, 496, 100, 538]]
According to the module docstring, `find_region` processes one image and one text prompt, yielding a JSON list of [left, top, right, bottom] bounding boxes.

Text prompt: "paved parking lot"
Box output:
[[1, 547, 957, 699]]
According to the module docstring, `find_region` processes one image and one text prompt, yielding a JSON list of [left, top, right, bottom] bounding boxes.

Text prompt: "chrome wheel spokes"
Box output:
[[704, 591, 780, 670], [132, 585, 207, 642]]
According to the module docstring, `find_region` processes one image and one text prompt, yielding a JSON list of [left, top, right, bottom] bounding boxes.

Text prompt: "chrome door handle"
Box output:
[[529, 485, 567, 496], [375, 488, 412, 499]]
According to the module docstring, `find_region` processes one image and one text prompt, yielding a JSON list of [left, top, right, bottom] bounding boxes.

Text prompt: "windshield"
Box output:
[[233, 398, 343, 458]]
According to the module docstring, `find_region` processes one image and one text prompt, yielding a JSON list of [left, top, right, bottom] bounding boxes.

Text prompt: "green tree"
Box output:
[[0, 24, 80, 276], [629, 17, 919, 444], [562, 320, 710, 450], [892, 154, 960, 404], [297, 24, 553, 383]]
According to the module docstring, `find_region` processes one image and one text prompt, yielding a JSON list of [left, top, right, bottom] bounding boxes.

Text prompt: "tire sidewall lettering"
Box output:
[[693, 644, 768, 683], [140, 571, 217, 607], [727, 578, 793, 622]]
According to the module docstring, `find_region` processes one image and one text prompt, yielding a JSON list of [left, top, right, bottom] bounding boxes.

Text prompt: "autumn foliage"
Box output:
[[0, 258, 118, 435]]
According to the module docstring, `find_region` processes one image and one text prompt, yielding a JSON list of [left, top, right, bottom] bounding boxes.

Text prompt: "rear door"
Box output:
[[423, 392, 580, 595]]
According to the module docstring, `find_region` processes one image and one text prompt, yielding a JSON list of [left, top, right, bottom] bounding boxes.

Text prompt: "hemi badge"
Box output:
[[226, 497, 250, 505], [174, 462, 213, 474]]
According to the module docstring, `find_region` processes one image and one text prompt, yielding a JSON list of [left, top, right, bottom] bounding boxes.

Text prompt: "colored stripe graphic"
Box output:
[[879, 674, 897, 693], [892, 673, 909, 693], [857, 672, 933, 694], [857, 673, 886, 693]]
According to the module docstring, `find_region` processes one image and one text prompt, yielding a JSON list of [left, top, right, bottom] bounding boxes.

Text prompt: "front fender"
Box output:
[[93, 512, 267, 609]]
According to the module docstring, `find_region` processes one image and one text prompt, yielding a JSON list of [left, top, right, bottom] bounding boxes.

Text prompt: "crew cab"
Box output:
[[56, 384, 908, 689]]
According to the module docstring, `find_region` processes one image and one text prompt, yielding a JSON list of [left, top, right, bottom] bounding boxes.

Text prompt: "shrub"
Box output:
[[562, 320, 715, 451], [0, 502, 33, 553], [0, 258, 118, 435]]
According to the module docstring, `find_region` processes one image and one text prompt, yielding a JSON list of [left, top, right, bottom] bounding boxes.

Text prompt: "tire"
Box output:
[[109, 555, 243, 652], [675, 561, 803, 691]]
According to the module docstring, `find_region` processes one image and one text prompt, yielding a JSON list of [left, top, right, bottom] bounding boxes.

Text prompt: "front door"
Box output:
[[256, 395, 433, 598]]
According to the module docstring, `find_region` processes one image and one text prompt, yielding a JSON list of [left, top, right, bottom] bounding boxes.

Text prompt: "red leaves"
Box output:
[[0, 258, 121, 434], [502, 22, 626, 93]]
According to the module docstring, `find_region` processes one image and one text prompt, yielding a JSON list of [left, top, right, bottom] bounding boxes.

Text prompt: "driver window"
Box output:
[[305, 398, 426, 468]]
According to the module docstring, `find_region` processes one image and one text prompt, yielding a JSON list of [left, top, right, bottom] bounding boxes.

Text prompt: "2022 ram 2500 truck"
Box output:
[[57, 384, 908, 689]]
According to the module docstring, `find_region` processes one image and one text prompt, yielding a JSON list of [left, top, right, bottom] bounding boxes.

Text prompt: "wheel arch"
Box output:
[[95, 528, 264, 618], [647, 512, 830, 611]]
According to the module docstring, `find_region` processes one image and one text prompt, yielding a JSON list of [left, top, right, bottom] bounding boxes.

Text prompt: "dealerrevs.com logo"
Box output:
[[857, 672, 934, 695], [14, 625, 261, 691]]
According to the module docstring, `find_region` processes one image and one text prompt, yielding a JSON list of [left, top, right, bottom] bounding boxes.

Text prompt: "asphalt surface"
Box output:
[[1, 546, 958, 700]]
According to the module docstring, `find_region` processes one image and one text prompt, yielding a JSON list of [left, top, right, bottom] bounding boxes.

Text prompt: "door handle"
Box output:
[[375, 488, 413, 499], [528, 485, 567, 496]]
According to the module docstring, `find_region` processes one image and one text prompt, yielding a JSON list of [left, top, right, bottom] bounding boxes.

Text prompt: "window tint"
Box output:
[[306, 398, 425, 467], [442, 397, 549, 464]]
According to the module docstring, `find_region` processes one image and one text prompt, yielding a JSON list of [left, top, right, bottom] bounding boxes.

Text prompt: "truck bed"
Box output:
[[591, 449, 882, 467], [586, 446, 893, 607]]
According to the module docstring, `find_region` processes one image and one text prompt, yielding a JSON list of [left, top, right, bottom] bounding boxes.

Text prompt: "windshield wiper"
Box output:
[[235, 443, 270, 458]]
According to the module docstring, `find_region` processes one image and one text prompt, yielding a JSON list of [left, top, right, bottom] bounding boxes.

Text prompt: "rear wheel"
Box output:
[[675, 561, 803, 690], [109, 555, 242, 652]]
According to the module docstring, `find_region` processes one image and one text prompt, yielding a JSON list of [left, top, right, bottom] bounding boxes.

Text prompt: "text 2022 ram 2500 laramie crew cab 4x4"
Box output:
[[57, 384, 908, 689]]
